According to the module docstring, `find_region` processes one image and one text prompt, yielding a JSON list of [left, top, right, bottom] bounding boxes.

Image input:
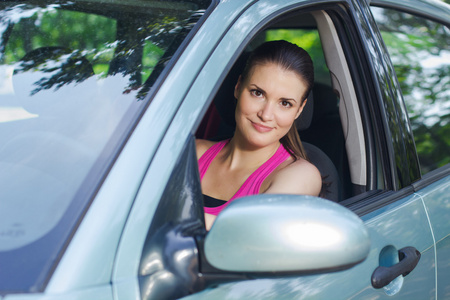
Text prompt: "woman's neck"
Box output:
[[221, 136, 280, 170]]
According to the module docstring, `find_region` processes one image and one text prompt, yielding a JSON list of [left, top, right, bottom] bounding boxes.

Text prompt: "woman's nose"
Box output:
[[257, 101, 274, 121]]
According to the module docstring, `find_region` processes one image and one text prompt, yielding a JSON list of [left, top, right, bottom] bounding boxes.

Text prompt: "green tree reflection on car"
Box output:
[[372, 7, 450, 174]]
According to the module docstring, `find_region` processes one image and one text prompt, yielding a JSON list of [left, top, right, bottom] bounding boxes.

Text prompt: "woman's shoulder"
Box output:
[[267, 157, 322, 196], [195, 139, 219, 159]]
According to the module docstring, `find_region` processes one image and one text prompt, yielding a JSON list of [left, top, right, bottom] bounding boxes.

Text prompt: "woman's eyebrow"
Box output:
[[281, 97, 297, 103], [249, 83, 298, 103], [249, 83, 265, 92]]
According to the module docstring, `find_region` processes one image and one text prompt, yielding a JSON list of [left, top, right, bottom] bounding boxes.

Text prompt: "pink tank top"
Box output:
[[198, 140, 291, 215]]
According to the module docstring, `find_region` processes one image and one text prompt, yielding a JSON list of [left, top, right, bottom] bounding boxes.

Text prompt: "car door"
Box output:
[[112, 0, 438, 299]]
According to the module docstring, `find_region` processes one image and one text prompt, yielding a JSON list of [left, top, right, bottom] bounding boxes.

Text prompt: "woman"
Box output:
[[197, 40, 322, 230]]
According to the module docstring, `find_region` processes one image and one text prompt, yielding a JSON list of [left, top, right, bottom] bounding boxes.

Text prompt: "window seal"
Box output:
[[413, 164, 450, 192]]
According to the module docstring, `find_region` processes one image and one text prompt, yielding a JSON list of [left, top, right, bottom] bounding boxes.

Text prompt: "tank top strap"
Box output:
[[230, 143, 291, 200], [204, 143, 291, 216], [198, 140, 228, 180]]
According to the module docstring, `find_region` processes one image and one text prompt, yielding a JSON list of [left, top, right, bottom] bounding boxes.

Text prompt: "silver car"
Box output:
[[0, 0, 449, 299]]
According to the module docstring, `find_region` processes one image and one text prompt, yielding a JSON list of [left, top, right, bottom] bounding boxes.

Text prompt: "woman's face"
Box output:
[[234, 62, 308, 148]]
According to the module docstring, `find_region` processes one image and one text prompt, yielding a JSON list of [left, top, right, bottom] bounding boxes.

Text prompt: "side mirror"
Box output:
[[204, 195, 370, 273]]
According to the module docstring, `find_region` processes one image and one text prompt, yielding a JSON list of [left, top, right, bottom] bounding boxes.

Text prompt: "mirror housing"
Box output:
[[204, 195, 370, 273]]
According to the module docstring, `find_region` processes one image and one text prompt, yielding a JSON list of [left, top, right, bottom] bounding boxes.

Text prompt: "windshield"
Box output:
[[0, 0, 210, 293]]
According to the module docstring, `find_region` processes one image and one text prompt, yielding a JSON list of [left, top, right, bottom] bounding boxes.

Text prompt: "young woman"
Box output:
[[197, 40, 322, 230]]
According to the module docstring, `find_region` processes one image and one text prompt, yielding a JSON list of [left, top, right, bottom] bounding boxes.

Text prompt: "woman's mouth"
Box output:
[[251, 121, 273, 133]]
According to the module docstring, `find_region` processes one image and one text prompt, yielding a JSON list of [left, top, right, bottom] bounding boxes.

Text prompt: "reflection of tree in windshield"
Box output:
[[14, 47, 94, 95], [109, 13, 204, 100], [107, 17, 178, 97], [3, 3, 205, 100]]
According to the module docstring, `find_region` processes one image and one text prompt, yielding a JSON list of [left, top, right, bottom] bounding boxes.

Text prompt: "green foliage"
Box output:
[[1, 3, 195, 99], [373, 7, 450, 174], [265, 29, 331, 85], [3, 8, 116, 75]]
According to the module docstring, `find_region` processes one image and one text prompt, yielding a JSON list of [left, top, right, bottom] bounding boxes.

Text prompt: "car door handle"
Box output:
[[371, 246, 421, 289]]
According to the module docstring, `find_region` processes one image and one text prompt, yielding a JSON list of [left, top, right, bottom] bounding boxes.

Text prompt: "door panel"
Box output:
[[182, 193, 434, 299], [416, 175, 450, 299]]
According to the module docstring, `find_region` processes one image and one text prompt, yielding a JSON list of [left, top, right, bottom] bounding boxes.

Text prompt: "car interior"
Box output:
[[195, 9, 368, 203]]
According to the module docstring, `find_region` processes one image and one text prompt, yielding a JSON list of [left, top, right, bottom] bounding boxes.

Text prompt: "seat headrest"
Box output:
[[295, 90, 313, 131], [213, 53, 247, 129]]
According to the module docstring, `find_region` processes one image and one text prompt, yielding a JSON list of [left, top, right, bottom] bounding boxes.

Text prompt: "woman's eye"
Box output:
[[281, 100, 292, 108], [251, 89, 263, 97]]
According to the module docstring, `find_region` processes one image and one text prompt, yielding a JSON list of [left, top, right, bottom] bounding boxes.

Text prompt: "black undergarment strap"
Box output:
[[203, 194, 227, 208]]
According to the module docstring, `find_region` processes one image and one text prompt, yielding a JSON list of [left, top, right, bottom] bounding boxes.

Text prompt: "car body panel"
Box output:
[[3, 286, 112, 300], [417, 175, 450, 299], [420, 176, 450, 243], [370, 0, 450, 24]]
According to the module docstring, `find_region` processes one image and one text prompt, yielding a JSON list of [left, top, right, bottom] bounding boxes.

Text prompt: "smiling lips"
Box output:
[[251, 121, 273, 133]]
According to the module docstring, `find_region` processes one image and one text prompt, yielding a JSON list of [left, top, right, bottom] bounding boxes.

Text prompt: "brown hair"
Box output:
[[240, 40, 314, 161]]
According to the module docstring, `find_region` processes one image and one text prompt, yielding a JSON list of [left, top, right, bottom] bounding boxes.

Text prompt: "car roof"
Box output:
[[370, 0, 450, 25]]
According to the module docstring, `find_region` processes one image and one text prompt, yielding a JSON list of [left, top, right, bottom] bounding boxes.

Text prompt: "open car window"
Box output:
[[195, 9, 370, 203]]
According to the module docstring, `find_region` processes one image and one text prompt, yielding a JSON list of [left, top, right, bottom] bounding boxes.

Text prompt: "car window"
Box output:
[[0, 0, 210, 293], [196, 8, 373, 204], [371, 6, 450, 175]]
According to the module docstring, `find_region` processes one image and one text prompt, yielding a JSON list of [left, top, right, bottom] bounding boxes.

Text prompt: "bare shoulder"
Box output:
[[266, 158, 322, 197], [195, 139, 217, 159]]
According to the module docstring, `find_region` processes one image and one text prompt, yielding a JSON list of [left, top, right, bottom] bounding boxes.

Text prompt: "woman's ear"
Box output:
[[295, 98, 307, 119], [234, 75, 242, 100]]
